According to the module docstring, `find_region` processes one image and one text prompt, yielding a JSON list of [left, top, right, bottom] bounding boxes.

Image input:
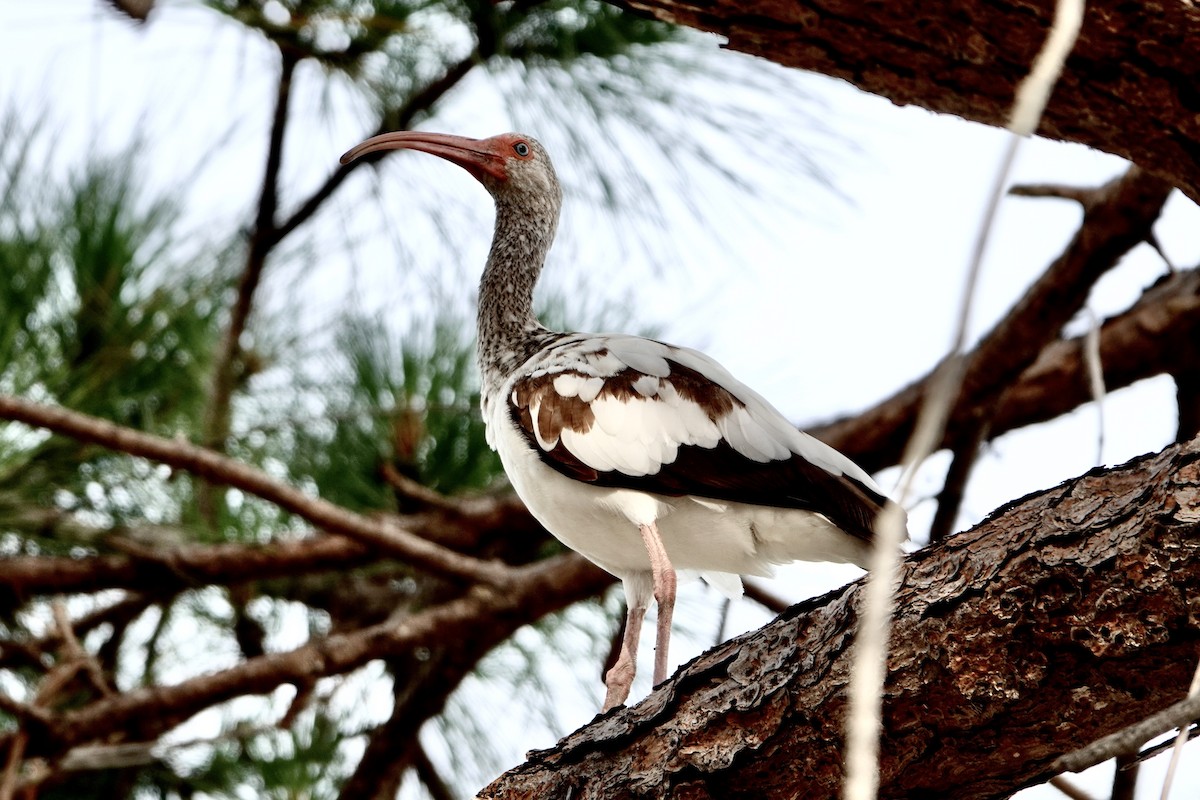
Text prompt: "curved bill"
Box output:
[[339, 131, 507, 181]]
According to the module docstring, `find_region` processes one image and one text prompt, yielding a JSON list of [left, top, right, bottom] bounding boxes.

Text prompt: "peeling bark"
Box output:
[[480, 437, 1200, 799]]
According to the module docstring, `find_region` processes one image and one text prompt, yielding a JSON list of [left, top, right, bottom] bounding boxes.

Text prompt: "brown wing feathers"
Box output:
[[509, 366, 885, 543]]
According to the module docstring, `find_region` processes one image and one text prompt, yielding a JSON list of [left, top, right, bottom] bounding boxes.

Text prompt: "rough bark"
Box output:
[[615, 0, 1200, 203], [480, 436, 1200, 799]]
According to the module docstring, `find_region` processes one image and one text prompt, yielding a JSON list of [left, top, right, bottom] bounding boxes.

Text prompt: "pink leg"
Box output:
[[603, 601, 646, 711], [639, 521, 676, 686]]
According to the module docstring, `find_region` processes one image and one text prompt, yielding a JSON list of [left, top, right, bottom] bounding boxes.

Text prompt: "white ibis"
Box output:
[[341, 131, 900, 711]]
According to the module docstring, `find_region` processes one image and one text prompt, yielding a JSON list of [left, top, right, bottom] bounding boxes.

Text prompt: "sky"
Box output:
[[2, 1, 1199, 798]]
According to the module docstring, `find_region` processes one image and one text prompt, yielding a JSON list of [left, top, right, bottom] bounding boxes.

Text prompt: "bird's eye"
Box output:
[[513, 142, 530, 157]]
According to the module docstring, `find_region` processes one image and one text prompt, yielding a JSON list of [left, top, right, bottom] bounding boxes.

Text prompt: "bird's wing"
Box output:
[[507, 334, 892, 543]]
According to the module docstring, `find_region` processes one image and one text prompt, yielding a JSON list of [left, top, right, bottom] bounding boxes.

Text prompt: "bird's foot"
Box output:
[[602, 658, 635, 711]]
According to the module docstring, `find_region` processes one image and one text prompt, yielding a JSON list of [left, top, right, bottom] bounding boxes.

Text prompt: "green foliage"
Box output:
[[0, 118, 225, 427], [462, 0, 678, 62], [133, 714, 347, 800], [285, 311, 502, 515], [0, 114, 232, 544], [205, 0, 679, 130]]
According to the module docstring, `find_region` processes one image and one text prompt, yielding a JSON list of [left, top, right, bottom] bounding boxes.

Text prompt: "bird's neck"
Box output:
[[476, 194, 560, 397]]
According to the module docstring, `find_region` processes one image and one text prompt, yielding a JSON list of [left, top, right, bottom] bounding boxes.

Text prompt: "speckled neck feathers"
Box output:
[[476, 165, 564, 401]]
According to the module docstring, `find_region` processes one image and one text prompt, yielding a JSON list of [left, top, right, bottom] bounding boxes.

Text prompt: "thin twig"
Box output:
[[271, 52, 478, 246], [0, 732, 26, 800], [1083, 309, 1106, 465], [1176, 370, 1200, 444], [742, 580, 790, 615], [56, 721, 281, 774], [712, 597, 732, 648], [278, 679, 316, 729], [51, 600, 114, 698], [202, 47, 300, 461], [1159, 656, 1200, 800], [1129, 724, 1199, 765], [412, 741, 457, 800], [1111, 752, 1139, 800], [0, 695, 50, 728], [1052, 692, 1200, 773], [1007, 0, 1086, 136], [1008, 182, 1100, 206], [928, 414, 990, 542], [380, 462, 460, 513], [845, 104, 1017, 800], [1048, 775, 1098, 800]]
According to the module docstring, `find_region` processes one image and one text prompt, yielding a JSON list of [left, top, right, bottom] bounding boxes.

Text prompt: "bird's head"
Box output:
[[340, 130, 560, 208]]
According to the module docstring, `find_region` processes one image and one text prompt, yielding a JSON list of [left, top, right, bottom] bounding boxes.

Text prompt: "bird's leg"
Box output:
[[603, 598, 646, 712], [638, 521, 676, 686]]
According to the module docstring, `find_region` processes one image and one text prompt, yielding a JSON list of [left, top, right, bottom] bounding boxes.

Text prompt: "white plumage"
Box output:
[[489, 334, 876, 582], [340, 130, 901, 711]]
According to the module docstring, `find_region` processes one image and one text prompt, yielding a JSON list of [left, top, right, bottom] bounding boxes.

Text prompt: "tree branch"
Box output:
[[927, 165, 1169, 539], [0, 395, 511, 586], [271, 52, 478, 246], [0, 536, 371, 604], [615, 0, 1200, 203], [7, 553, 608, 759], [480, 437, 1200, 799], [1052, 692, 1200, 774], [814, 265, 1200, 473], [203, 46, 300, 457], [990, 267, 1200, 434]]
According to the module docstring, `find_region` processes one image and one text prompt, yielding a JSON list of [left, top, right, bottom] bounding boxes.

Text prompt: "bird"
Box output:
[[340, 131, 901, 711]]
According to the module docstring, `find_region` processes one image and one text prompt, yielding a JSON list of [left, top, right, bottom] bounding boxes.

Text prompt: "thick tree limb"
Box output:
[[480, 436, 1200, 799], [615, 0, 1200, 203]]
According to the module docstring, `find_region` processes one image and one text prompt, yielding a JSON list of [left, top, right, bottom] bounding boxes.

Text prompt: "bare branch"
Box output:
[[413, 742, 457, 800], [11, 553, 606, 759], [179, 26, 306, 552], [1048, 776, 1098, 800], [380, 462, 459, 513], [815, 260, 1196, 475], [1110, 753, 1139, 800], [50, 601, 113, 699], [271, 52, 478, 246], [0, 536, 373, 600], [203, 46, 300, 459], [0, 395, 511, 586], [1159, 657, 1200, 800], [1052, 693, 1200, 774], [1008, 183, 1101, 206]]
